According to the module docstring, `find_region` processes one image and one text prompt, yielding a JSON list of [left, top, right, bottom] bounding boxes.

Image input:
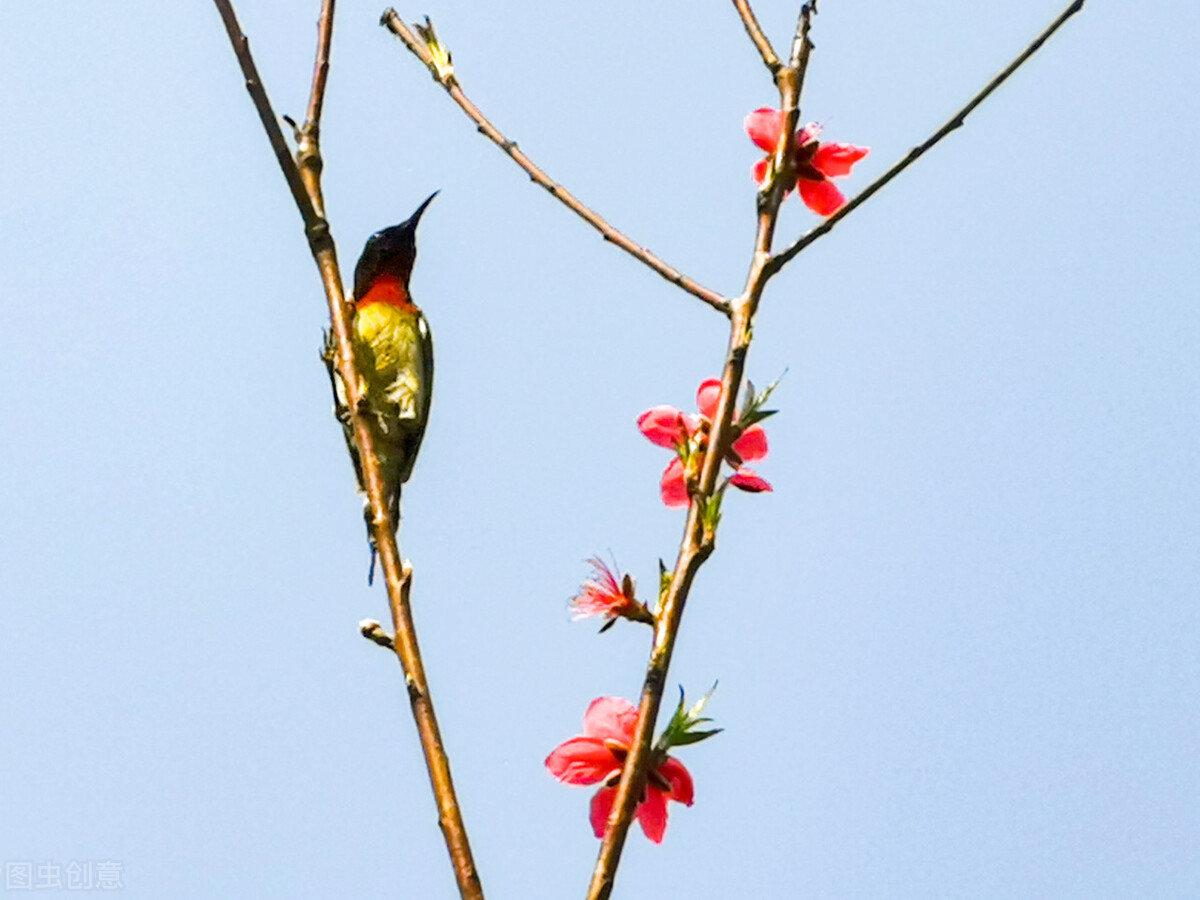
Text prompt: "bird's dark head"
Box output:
[[353, 191, 438, 301]]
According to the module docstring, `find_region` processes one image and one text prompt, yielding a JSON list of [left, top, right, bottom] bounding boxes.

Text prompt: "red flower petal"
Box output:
[[730, 468, 773, 493], [744, 108, 782, 153], [812, 142, 869, 178], [635, 787, 670, 844], [587, 557, 620, 595], [695, 378, 722, 421], [751, 157, 769, 185], [732, 424, 768, 462], [637, 405, 688, 448], [798, 176, 846, 216], [589, 786, 617, 839], [582, 697, 639, 744], [570, 558, 640, 620], [545, 737, 617, 785], [680, 412, 703, 437], [796, 122, 822, 146], [658, 756, 695, 806], [660, 458, 690, 508]]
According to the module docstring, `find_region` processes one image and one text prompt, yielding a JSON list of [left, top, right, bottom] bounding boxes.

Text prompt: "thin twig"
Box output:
[[789, 1, 816, 70], [732, 0, 781, 73], [360, 619, 396, 650], [379, 10, 731, 317], [211, 3, 484, 898], [212, 0, 322, 238], [584, 8, 817, 897], [305, 0, 334, 131], [768, 0, 1086, 275], [294, 0, 336, 217]]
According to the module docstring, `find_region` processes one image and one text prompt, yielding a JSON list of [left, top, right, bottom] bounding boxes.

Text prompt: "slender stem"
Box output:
[[789, 1, 816, 70], [379, 10, 730, 317], [732, 0, 781, 73], [212, 4, 484, 898], [212, 0, 321, 236], [584, 7, 816, 897], [306, 0, 334, 130], [295, 0, 336, 217], [768, 0, 1086, 275]]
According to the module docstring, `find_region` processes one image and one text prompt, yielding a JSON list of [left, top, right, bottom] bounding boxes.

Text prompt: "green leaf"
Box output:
[[688, 681, 719, 720], [668, 727, 724, 746], [740, 379, 757, 421], [739, 407, 778, 429], [738, 370, 786, 427], [658, 559, 672, 604], [656, 683, 722, 752], [701, 490, 724, 533]]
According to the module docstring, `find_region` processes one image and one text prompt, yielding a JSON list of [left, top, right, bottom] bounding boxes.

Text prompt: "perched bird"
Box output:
[[325, 192, 437, 581]]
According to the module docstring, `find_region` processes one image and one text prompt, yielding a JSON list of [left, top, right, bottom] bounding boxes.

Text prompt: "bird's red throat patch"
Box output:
[[356, 275, 415, 311]]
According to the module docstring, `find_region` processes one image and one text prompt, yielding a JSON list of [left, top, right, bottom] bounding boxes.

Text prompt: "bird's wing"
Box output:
[[398, 310, 434, 485]]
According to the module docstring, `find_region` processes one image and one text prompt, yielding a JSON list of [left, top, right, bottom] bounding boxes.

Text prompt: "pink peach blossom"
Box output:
[[570, 559, 650, 626], [637, 378, 772, 507], [545, 697, 694, 843], [745, 107, 868, 216]]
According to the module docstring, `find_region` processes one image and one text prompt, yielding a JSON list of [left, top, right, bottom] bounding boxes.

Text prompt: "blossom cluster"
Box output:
[[546, 106, 862, 845]]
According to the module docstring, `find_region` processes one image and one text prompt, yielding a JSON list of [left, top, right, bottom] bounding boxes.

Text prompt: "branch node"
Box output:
[[405, 672, 424, 703], [304, 216, 332, 248]]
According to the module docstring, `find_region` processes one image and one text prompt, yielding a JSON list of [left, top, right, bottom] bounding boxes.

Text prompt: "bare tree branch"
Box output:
[[789, 0, 816, 70], [211, 3, 484, 898], [213, 0, 323, 238], [379, 10, 731, 316], [305, 0, 334, 130], [291, 0, 336, 217], [732, 0, 782, 74], [768, 0, 1086, 275]]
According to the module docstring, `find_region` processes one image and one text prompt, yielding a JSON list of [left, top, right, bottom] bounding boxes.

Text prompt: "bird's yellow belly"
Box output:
[[353, 303, 424, 419]]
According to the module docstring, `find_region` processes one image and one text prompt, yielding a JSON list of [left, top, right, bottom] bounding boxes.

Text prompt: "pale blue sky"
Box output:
[[2, 1, 1197, 897]]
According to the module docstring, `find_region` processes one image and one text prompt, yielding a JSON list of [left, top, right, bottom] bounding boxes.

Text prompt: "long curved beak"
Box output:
[[405, 190, 439, 230]]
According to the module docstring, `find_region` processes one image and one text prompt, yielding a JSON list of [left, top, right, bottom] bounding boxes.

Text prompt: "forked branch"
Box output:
[[769, 0, 1086, 274]]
